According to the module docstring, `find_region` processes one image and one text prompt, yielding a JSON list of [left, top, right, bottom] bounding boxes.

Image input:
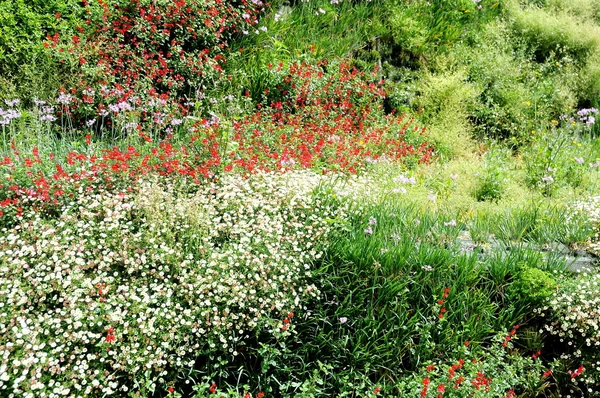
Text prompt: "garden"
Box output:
[[1, 0, 600, 396]]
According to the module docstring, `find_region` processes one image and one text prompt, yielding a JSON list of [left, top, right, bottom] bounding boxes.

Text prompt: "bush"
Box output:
[[414, 71, 478, 157], [538, 272, 600, 394], [0, 170, 350, 397], [508, 266, 557, 304], [510, 5, 600, 62], [474, 146, 508, 202], [0, 0, 85, 99]]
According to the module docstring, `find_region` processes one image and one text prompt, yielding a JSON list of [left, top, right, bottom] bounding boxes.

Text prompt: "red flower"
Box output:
[[209, 383, 217, 393], [105, 328, 116, 343], [437, 384, 446, 393], [374, 386, 381, 395], [543, 369, 552, 378], [167, 386, 175, 394], [257, 393, 264, 398]]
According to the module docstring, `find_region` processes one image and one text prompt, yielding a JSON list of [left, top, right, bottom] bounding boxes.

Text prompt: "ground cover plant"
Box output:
[[2, 0, 600, 397]]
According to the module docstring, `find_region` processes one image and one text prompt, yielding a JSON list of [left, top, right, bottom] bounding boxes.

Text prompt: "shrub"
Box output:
[[508, 266, 557, 304], [414, 71, 478, 157], [0, 170, 352, 396], [537, 272, 600, 394], [0, 0, 85, 99], [510, 6, 600, 62], [474, 146, 508, 202], [394, 331, 548, 397]]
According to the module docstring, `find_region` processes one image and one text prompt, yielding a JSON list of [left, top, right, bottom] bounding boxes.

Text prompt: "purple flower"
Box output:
[[339, 317, 348, 324], [542, 176, 554, 183], [364, 227, 373, 235], [369, 217, 377, 226], [575, 157, 585, 164], [394, 175, 417, 184], [56, 93, 74, 105], [40, 114, 57, 122], [586, 116, 596, 127], [124, 122, 138, 131], [444, 219, 457, 227], [4, 99, 19, 107]]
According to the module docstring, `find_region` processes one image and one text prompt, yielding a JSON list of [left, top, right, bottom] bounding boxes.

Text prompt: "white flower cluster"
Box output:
[[571, 195, 600, 254], [537, 273, 600, 384], [0, 171, 354, 397]]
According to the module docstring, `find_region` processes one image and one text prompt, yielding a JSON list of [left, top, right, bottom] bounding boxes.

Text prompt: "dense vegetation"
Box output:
[[1, 0, 600, 397]]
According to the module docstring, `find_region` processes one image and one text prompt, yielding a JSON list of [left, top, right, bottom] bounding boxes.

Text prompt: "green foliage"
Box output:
[[523, 127, 598, 196], [510, 4, 600, 61], [414, 70, 478, 157], [0, 0, 84, 99], [474, 146, 508, 202], [508, 265, 558, 304]]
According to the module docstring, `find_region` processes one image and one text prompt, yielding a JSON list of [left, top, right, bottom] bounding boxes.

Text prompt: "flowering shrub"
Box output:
[[537, 272, 600, 394], [45, 0, 266, 93], [523, 128, 598, 196], [0, 170, 351, 396], [394, 331, 547, 397], [197, 61, 434, 173], [571, 195, 600, 254]]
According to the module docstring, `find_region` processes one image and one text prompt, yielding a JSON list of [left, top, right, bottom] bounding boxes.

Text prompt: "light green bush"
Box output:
[[546, 0, 600, 22], [414, 70, 478, 157], [509, 265, 558, 304], [511, 6, 600, 61]]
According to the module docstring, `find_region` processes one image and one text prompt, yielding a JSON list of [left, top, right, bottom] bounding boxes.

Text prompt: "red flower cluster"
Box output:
[[447, 359, 464, 380], [437, 383, 445, 397], [569, 365, 585, 379], [105, 328, 116, 343], [471, 371, 491, 391], [209, 382, 217, 393], [281, 312, 294, 331], [47, 0, 266, 95], [437, 287, 450, 320], [502, 324, 519, 347], [421, 377, 431, 397]]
